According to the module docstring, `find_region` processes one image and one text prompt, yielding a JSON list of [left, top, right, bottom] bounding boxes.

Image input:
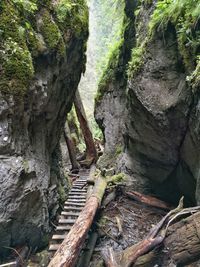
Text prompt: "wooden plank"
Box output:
[[52, 235, 66, 240], [64, 206, 83, 211], [61, 211, 80, 216], [64, 202, 85, 207], [59, 218, 77, 224], [49, 244, 61, 251], [56, 225, 71, 231]]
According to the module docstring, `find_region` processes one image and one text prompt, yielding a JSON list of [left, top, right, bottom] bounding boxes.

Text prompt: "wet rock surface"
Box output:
[[95, 0, 200, 205], [0, 14, 87, 259]]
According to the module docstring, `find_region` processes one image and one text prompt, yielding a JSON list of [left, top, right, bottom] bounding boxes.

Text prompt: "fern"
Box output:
[[149, 0, 200, 71]]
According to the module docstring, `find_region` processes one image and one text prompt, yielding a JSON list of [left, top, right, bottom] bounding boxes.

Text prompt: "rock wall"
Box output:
[[95, 0, 137, 170], [0, 0, 88, 255], [95, 0, 200, 204]]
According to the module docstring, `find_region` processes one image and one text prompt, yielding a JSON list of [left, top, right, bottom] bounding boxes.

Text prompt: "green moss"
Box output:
[[0, 0, 88, 97], [58, 182, 67, 204], [95, 39, 124, 103], [55, 0, 89, 38], [149, 0, 200, 72], [115, 145, 123, 155], [40, 9, 64, 51], [127, 39, 147, 78], [187, 56, 200, 92], [107, 173, 126, 185]]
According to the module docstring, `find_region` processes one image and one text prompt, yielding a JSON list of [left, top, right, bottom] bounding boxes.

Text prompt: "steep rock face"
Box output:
[[0, 0, 88, 255], [125, 28, 194, 203], [95, 0, 137, 169], [95, 0, 200, 204]]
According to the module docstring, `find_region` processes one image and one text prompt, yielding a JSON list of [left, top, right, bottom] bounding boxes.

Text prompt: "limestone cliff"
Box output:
[[0, 0, 88, 255], [95, 0, 200, 204]]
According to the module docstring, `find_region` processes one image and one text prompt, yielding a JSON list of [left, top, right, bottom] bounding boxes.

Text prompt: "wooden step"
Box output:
[[73, 181, 87, 184], [59, 218, 77, 224], [49, 244, 61, 251], [52, 235, 66, 241], [67, 195, 86, 199], [61, 211, 80, 216], [56, 225, 71, 231], [70, 189, 87, 193], [66, 199, 86, 203], [64, 206, 83, 211], [64, 202, 85, 207]]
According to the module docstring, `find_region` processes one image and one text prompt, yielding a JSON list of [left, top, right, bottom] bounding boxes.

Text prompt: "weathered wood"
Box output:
[[102, 247, 120, 267], [76, 231, 98, 267], [165, 211, 200, 266], [124, 190, 173, 211], [115, 216, 123, 238], [74, 90, 97, 166], [87, 164, 96, 185], [64, 121, 80, 170], [103, 198, 183, 267], [48, 177, 107, 267]]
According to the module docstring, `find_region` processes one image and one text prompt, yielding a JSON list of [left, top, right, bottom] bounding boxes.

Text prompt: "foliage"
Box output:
[[89, 118, 103, 141], [55, 0, 88, 37], [107, 172, 126, 185], [78, 0, 125, 119], [187, 56, 200, 91], [12, 0, 38, 14], [128, 39, 147, 77], [96, 38, 124, 103], [149, 0, 200, 71]]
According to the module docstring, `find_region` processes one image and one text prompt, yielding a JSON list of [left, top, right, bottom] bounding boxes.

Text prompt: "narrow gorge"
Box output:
[[0, 0, 200, 266]]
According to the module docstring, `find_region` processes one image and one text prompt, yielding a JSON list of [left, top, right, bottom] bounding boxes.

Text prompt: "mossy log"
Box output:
[[48, 176, 107, 267]]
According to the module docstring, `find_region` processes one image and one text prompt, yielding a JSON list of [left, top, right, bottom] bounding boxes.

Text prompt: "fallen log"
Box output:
[[48, 176, 107, 267], [165, 210, 200, 266], [103, 198, 200, 267], [124, 190, 173, 211]]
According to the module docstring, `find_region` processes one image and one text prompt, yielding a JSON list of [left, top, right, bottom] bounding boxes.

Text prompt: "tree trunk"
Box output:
[[164, 211, 200, 266], [48, 177, 107, 267], [74, 90, 97, 166], [64, 121, 80, 170]]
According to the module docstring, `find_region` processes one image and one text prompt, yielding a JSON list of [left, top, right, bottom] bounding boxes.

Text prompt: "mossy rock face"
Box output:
[[0, 1, 34, 96], [0, 0, 88, 97]]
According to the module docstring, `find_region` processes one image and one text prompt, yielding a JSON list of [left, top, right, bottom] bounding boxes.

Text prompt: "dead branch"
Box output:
[[124, 190, 173, 211]]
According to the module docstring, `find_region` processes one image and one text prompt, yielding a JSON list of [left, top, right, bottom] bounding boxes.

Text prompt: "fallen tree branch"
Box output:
[[103, 197, 200, 267], [124, 190, 173, 211]]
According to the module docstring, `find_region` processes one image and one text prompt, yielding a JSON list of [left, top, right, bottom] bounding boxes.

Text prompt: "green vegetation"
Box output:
[[55, 0, 88, 37], [40, 9, 65, 56], [0, 1, 34, 95], [187, 56, 200, 91], [0, 0, 88, 97], [79, 0, 125, 116], [128, 39, 147, 77], [96, 38, 124, 103], [149, 0, 200, 72], [107, 173, 126, 185], [127, 0, 200, 83]]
